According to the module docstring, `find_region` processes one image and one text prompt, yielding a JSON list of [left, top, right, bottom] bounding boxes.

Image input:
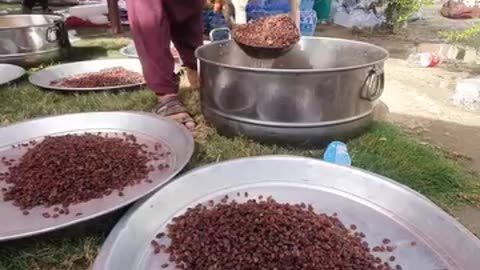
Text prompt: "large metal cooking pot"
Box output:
[[0, 14, 70, 67], [196, 37, 389, 146]]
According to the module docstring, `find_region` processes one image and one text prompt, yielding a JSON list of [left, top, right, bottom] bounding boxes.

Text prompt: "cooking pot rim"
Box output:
[[195, 36, 389, 73], [0, 14, 65, 30]]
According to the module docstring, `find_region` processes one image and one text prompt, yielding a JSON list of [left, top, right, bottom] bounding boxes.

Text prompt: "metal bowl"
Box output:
[[0, 14, 70, 67], [93, 156, 480, 270], [195, 37, 389, 146]]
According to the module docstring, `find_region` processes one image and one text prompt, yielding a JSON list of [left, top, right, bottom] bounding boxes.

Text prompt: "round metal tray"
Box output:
[[29, 59, 146, 91], [94, 156, 480, 270], [0, 63, 25, 86], [119, 44, 182, 73], [120, 42, 181, 59], [0, 112, 194, 241]]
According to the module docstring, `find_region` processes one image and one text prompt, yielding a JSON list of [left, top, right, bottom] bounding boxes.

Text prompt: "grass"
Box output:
[[0, 3, 19, 11], [0, 36, 479, 269]]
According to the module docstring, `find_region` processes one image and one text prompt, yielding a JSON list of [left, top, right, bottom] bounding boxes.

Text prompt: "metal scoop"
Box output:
[[234, 5, 300, 59], [210, 1, 300, 59], [234, 38, 296, 59], [210, 27, 295, 59], [209, 26, 297, 59]]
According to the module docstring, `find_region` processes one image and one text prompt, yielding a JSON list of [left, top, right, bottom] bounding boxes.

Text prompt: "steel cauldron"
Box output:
[[195, 37, 388, 145], [0, 14, 70, 67]]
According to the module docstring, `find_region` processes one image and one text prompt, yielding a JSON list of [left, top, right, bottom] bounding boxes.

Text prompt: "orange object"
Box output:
[[214, 0, 223, 12]]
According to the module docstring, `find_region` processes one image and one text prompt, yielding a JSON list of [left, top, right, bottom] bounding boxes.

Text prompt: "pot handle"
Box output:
[[46, 25, 59, 43], [46, 20, 70, 47], [360, 67, 384, 101], [209, 27, 232, 41]]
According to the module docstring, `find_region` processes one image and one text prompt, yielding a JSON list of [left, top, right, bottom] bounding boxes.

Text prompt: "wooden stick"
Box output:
[[290, 0, 300, 29]]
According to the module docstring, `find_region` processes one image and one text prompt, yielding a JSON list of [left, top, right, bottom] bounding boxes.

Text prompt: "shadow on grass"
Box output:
[[67, 46, 109, 62], [72, 27, 131, 40]]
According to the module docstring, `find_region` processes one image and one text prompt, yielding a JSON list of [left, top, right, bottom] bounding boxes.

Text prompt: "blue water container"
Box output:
[[246, 0, 317, 36], [323, 141, 352, 166], [266, 0, 291, 12], [249, 0, 268, 6], [300, 9, 317, 36], [209, 13, 229, 40], [248, 9, 286, 21], [300, 0, 315, 10]]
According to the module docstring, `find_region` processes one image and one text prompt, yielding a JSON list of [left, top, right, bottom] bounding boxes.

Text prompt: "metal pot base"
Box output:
[[203, 106, 374, 147]]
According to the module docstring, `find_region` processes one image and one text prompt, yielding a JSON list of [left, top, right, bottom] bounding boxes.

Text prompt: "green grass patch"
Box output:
[[348, 123, 480, 206], [0, 36, 478, 270], [0, 3, 20, 11]]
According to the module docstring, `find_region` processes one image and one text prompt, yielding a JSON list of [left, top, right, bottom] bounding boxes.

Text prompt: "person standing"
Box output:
[[127, 0, 205, 130]]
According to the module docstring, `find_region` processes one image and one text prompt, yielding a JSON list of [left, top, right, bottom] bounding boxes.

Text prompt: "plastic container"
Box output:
[[210, 12, 227, 29], [406, 52, 442, 68], [314, 0, 332, 22], [267, 0, 291, 12], [247, 9, 286, 21], [246, 8, 317, 36], [323, 141, 352, 166], [300, 9, 318, 36], [249, 0, 268, 6], [300, 0, 315, 10], [453, 77, 480, 111]]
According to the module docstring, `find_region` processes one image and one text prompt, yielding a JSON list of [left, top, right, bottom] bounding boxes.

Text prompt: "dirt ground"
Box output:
[[320, 4, 480, 164], [319, 2, 480, 234]]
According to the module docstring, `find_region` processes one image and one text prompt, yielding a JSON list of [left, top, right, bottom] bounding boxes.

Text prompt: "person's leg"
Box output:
[[127, 0, 174, 95], [127, 0, 195, 129], [167, 0, 204, 89]]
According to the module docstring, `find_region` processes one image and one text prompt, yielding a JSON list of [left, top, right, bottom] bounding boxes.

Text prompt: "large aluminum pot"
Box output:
[[196, 37, 389, 146], [0, 14, 70, 67]]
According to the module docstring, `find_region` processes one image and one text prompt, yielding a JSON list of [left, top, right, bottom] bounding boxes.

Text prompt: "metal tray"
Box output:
[[118, 44, 181, 73], [0, 64, 25, 86], [29, 59, 146, 91], [0, 112, 194, 241], [120, 42, 181, 59], [94, 156, 480, 270]]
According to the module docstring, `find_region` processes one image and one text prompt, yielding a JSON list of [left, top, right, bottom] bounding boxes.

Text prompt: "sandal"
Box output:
[[152, 95, 195, 129]]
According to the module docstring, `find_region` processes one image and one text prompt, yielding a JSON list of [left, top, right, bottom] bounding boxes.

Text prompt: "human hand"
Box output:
[[288, 0, 301, 28]]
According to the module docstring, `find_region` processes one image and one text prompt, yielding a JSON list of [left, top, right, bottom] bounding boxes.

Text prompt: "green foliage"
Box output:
[[384, 0, 433, 29], [440, 24, 480, 52]]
